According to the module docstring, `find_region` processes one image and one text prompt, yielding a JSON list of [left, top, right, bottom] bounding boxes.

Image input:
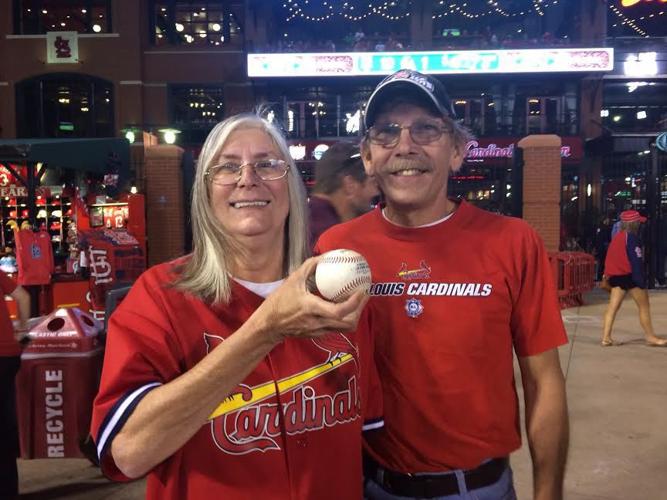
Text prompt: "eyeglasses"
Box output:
[[206, 159, 289, 185], [367, 121, 452, 147]]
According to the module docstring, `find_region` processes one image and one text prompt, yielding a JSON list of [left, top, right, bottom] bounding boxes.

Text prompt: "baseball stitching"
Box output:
[[322, 255, 362, 264], [332, 274, 371, 301]]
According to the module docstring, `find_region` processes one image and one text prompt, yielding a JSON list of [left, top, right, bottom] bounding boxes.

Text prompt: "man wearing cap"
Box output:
[[308, 141, 379, 244], [315, 69, 569, 499], [602, 210, 667, 347]]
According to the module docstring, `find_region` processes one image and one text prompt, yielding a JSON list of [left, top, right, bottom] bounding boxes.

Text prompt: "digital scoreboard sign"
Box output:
[[248, 48, 614, 78]]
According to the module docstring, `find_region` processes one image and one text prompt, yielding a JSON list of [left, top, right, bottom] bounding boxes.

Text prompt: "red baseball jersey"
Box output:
[[15, 229, 54, 285], [0, 270, 20, 357], [91, 259, 383, 500], [316, 200, 568, 472]]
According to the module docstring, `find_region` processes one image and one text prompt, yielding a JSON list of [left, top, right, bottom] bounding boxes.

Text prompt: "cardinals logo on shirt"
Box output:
[[31, 244, 42, 259], [204, 332, 360, 455], [397, 261, 431, 280]]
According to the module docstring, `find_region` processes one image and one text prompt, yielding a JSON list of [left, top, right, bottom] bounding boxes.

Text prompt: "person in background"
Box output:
[[91, 114, 380, 499], [601, 210, 667, 347], [0, 270, 30, 500], [316, 69, 569, 499], [593, 214, 613, 281], [308, 142, 379, 245]]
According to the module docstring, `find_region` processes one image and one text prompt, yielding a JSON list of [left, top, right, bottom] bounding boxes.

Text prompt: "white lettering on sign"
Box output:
[[44, 369, 65, 457], [464, 140, 573, 161], [89, 248, 112, 285], [0, 185, 27, 197]]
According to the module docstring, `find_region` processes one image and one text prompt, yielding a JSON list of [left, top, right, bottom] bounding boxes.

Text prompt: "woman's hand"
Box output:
[[253, 256, 369, 343]]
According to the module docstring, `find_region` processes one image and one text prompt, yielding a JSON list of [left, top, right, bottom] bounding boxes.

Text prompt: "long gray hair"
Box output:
[[176, 113, 310, 304]]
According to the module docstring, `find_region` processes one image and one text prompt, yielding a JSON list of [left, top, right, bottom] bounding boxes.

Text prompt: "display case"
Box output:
[[1, 194, 72, 252]]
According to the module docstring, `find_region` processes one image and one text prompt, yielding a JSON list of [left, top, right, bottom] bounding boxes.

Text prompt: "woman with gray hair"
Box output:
[[91, 114, 377, 499], [601, 210, 667, 347]]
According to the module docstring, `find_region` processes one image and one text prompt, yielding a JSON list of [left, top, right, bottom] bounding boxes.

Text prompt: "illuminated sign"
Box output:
[[288, 144, 306, 160], [621, 0, 666, 7], [248, 48, 614, 77], [463, 137, 583, 164], [623, 52, 658, 76], [46, 31, 79, 64], [312, 144, 330, 160], [657, 132, 667, 153]]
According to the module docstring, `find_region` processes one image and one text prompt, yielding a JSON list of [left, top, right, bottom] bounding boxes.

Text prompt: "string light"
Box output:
[[532, 0, 544, 17], [282, 0, 662, 37], [432, 0, 560, 20], [286, 0, 408, 22], [609, 3, 649, 37]]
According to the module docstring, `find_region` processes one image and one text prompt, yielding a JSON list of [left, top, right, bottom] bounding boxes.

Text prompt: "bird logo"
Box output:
[[312, 332, 358, 366]]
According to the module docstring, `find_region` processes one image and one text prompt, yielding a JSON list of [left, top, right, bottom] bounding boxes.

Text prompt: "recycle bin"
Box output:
[[15, 307, 103, 459]]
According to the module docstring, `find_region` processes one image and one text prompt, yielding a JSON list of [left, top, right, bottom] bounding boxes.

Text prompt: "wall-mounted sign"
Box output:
[[0, 184, 50, 198], [288, 144, 306, 160], [312, 144, 330, 160], [248, 48, 614, 78], [46, 31, 79, 64], [463, 137, 583, 164], [656, 132, 667, 153], [623, 52, 658, 76]]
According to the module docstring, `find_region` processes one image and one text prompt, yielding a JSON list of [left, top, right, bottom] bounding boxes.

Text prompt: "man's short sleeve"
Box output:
[[511, 226, 568, 357]]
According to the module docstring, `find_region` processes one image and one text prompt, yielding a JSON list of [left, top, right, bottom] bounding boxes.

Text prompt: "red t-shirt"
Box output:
[[316, 200, 568, 472], [91, 260, 383, 500], [15, 229, 54, 285], [0, 271, 20, 357]]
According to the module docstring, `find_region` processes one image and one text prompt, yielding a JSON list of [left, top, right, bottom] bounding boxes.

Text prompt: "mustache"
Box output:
[[386, 159, 431, 173]]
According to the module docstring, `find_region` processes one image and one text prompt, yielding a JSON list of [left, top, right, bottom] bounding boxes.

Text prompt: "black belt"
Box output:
[[364, 456, 509, 498]]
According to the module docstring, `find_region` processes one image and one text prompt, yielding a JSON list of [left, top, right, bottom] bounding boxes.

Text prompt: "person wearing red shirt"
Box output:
[[316, 69, 569, 500], [0, 271, 30, 499], [601, 210, 667, 347], [91, 114, 381, 500]]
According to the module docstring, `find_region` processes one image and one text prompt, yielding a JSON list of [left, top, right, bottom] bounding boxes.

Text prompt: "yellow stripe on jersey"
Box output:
[[208, 353, 354, 420]]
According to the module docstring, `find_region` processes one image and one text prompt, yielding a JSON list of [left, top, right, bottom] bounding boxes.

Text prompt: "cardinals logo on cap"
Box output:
[[386, 69, 435, 92]]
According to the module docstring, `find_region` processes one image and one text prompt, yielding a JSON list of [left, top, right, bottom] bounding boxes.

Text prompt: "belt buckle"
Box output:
[[422, 474, 457, 498]]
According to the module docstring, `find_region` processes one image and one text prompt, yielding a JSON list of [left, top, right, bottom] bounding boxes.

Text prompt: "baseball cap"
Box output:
[[364, 69, 456, 128], [620, 210, 647, 223], [314, 142, 364, 185]]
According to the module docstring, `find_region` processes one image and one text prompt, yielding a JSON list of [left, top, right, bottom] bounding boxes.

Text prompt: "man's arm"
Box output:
[[9, 285, 30, 335], [518, 348, 569, 500]]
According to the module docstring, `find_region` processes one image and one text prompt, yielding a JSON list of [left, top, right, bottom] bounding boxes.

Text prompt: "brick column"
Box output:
[[518, 135, 562, 252], [144, 145, 185, 266]]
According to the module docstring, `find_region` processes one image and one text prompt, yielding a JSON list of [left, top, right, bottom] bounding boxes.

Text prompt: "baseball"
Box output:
[[315, 249, 372, 302]]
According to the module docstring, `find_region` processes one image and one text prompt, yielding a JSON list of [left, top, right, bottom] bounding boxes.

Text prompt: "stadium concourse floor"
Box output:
[[17, 289, 667, 499]]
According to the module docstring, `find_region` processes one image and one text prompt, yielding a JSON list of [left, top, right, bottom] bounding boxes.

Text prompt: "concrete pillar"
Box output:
[[410, 0, 432, 49], [580, 76, 604, 140], [0, 84, 13, 138], [579, 0, 607, 45], [518, 135, 562, 252], [143, 145, 185, 266]]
